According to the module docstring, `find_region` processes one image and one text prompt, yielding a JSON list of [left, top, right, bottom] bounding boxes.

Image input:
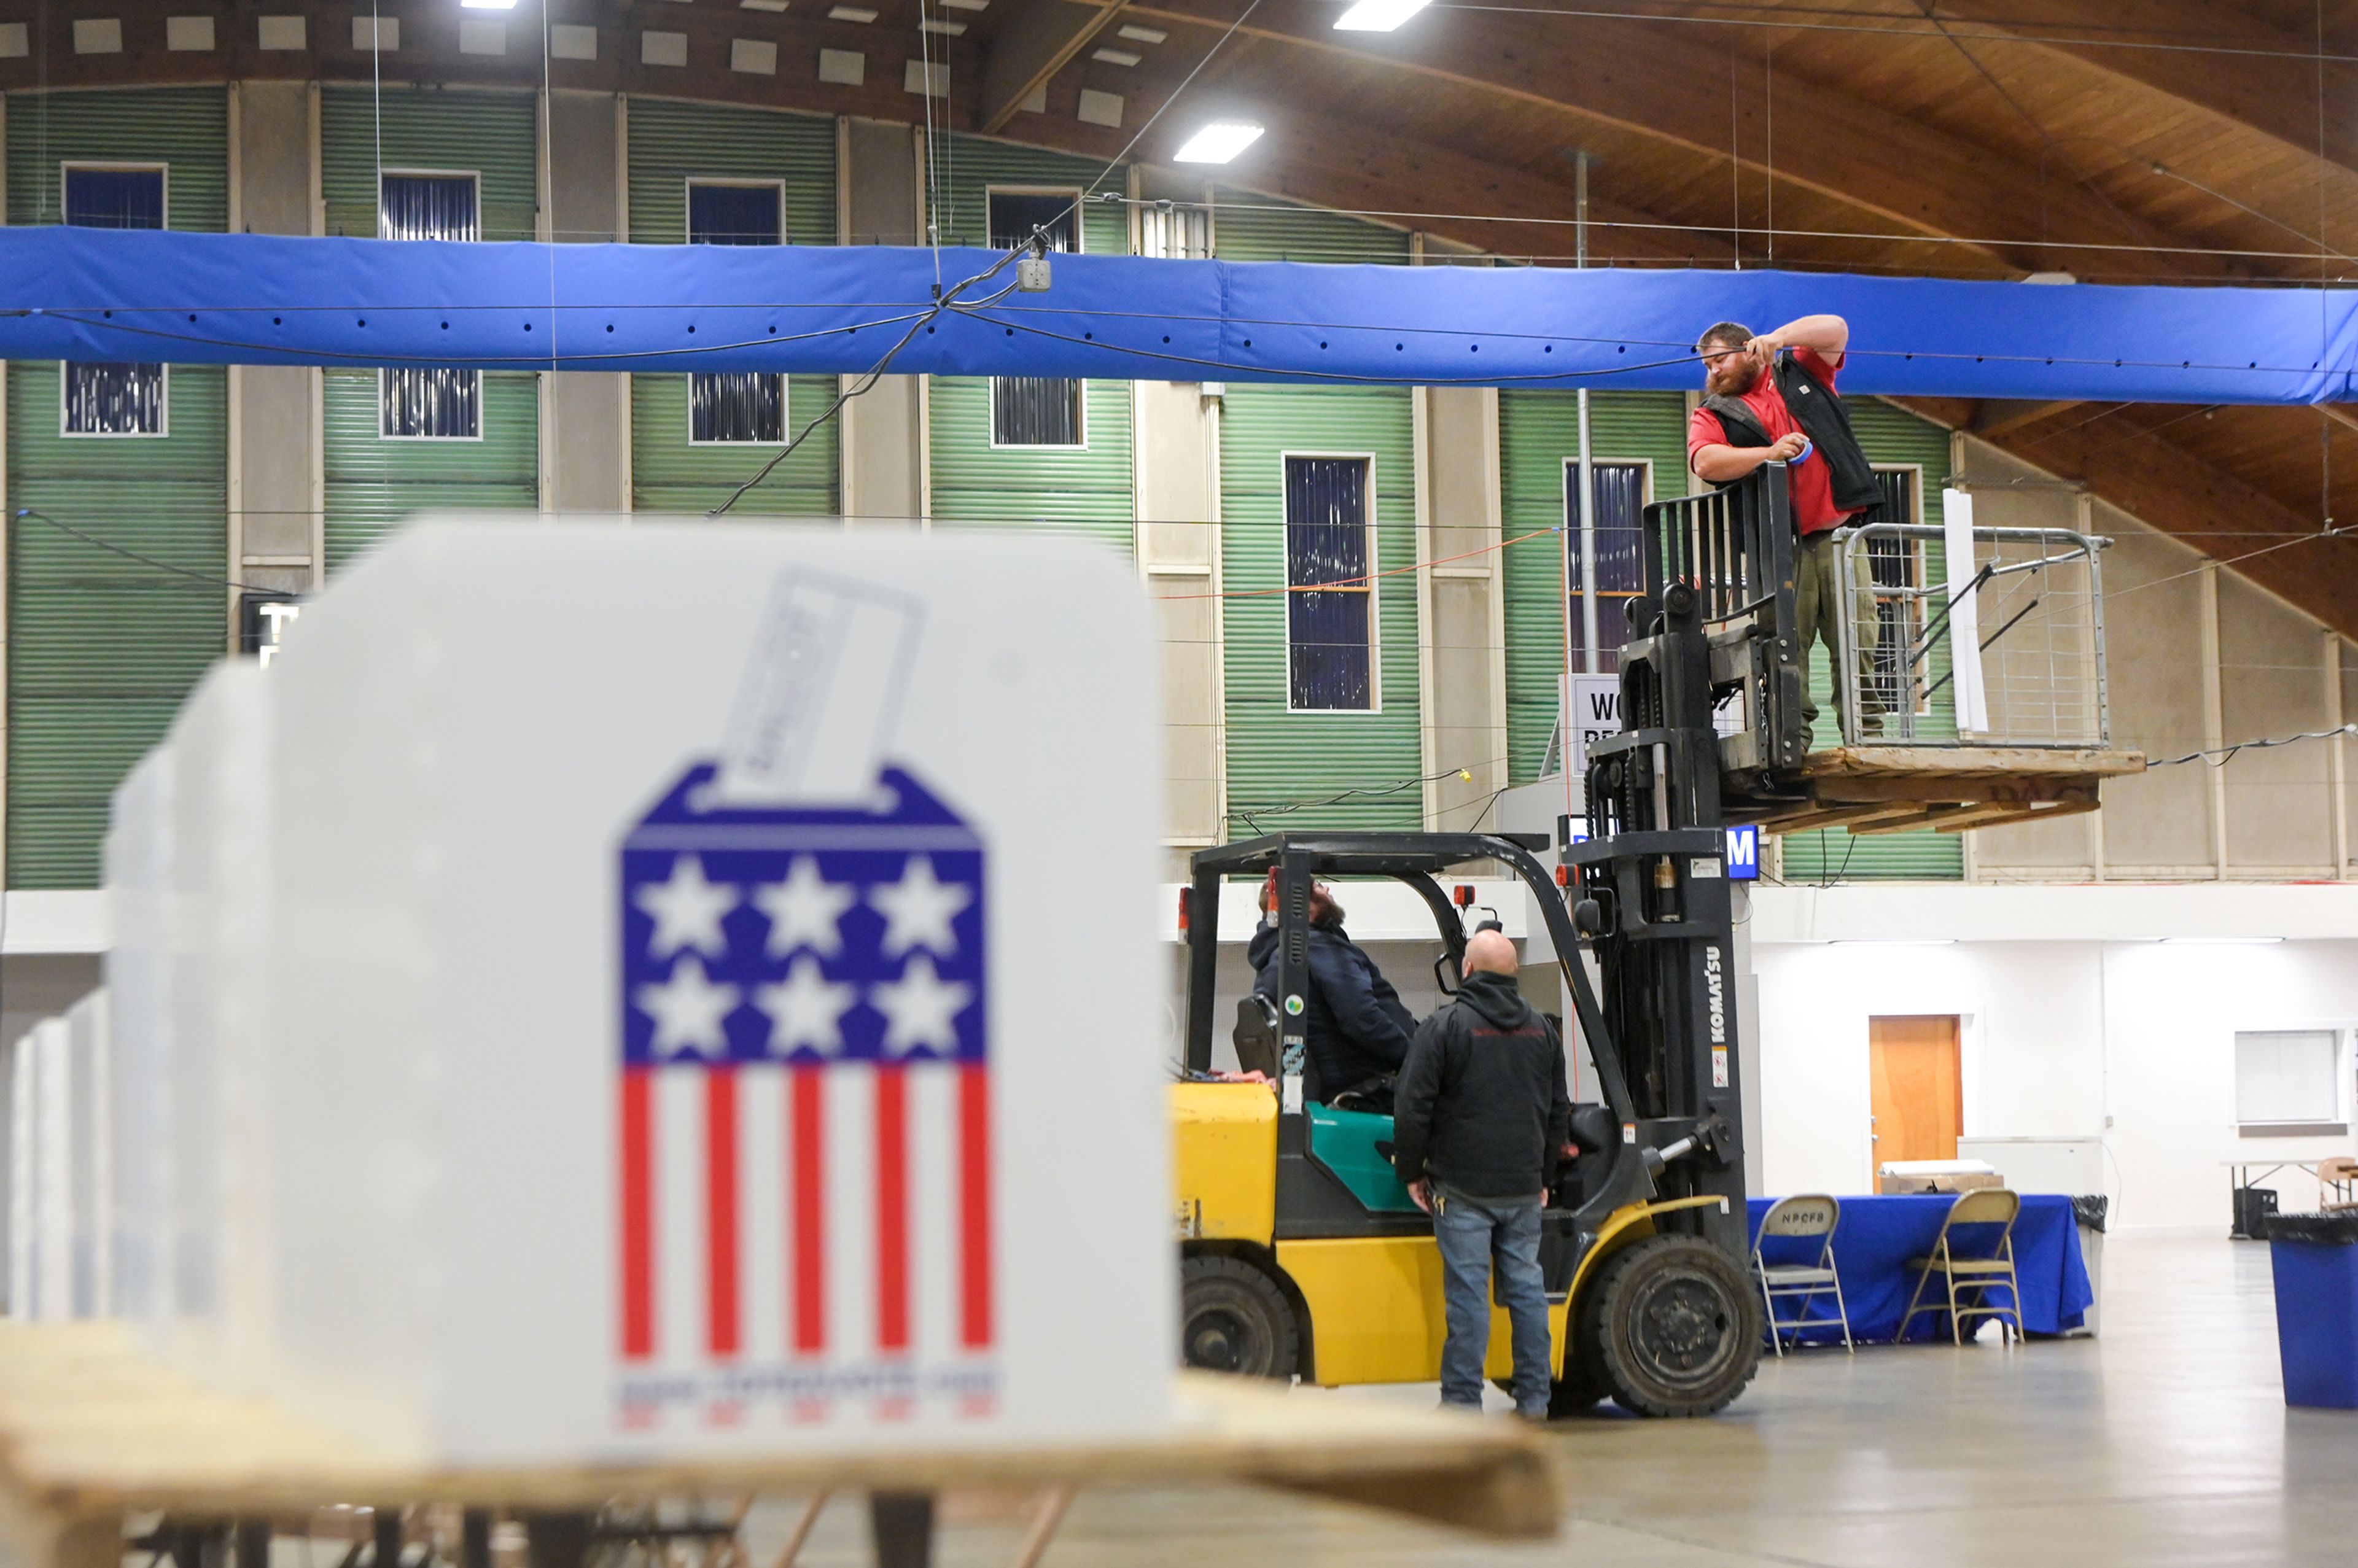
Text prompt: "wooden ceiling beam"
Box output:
[[1170, 107, 1723, 268], [1925, 0, 2358, 182], [1899, 395, 2358, 640], [1114, 0, 2236, 281], [1970, 400, 2085, 438], [979, 0, 1134, 134]]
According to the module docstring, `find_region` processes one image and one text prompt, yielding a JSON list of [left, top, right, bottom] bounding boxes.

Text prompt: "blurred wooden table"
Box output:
[[0, 1324, 1555, 1568]]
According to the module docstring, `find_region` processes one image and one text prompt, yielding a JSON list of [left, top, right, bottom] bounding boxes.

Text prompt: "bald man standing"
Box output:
[[1391, 930, 1571, 1421]]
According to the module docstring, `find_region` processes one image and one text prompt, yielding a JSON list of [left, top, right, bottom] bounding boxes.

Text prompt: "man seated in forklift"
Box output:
[[1390, 929, 1571, 1421], [1246, 870, 1415, 1110]]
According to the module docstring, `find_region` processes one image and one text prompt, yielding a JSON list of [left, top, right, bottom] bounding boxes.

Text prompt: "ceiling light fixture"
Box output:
[[1334, 0, 1429, 31], [1173, 122, 1264, 164], [460, 0, 519, 10]]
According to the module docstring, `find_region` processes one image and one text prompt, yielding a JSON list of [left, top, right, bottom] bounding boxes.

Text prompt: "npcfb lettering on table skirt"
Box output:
[[251, 520, 1172, 1465]]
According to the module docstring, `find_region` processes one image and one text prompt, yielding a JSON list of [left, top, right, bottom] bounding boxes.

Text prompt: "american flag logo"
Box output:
[[616, 762, 994, 1426]]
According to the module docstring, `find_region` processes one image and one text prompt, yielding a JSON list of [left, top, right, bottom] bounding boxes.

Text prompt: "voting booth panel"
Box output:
[[4, 1021, 70, 1320], [254, 519, 1172, 1464], [3, 998, 112, 1324], [64, 994, 111, 1319], [104, 750, 175, 1335], [156, 664, 278, 1391]]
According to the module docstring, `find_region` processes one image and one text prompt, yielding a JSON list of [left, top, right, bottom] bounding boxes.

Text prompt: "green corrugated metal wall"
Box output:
[[932, 136, 1127, 252], [927, 139, 1132, 550], [628, 98, 836, 245], [1780, 398, 1963, 883], [5, 87, 228, 228], [1214, 200, 1414, 836], [1219, 386, 1420, 836], [1499, 390, 1689, 786], [319, 88, 540, 569], [626, 99, 839, 516], [5, 87, 229, 887], [631, 376, 841, 517], [320, 85, 539, 240], [322, 370, 542, 571], [925, 376, 1134, 548], [1211, 188, 1414, 264]]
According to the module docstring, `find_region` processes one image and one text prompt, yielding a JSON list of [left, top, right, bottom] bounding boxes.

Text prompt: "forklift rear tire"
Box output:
[[1589, 1235, 1761, 1418], [1180, 1255, 1299, 1380]]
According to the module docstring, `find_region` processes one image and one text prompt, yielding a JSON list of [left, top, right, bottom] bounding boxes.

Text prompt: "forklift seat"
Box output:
[[1568, 1103, 1616, 1157], [1551, 1103, 1621, 1209], [1233, 995, 1280, 1078]]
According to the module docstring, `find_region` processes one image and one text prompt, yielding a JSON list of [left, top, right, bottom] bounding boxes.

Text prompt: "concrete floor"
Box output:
[[746, 1234, 2354, 1566]]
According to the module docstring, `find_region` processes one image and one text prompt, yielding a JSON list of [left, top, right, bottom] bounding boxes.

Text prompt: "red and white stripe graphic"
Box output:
[[616, 1057, 994, 1426]]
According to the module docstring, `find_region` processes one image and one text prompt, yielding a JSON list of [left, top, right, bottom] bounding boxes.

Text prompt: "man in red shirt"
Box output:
[[1687, 314, 1881, 736]]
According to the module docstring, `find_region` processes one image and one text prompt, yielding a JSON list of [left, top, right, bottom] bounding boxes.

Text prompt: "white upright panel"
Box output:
[[7, 1033, 34, 1318], [104, 746, 176, 1338], [32, 1019, 72, 1321], [257, 519, 1170, 1465], [155, 662, 277, 1389], [65, 992, 111, 1316]]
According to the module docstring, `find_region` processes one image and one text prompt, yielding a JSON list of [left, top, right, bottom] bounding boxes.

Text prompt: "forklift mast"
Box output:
[[1569, 575, 1748, 1253]]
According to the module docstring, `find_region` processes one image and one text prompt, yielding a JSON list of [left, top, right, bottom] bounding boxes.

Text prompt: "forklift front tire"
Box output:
[[1590, 1234, 1762, 1418], [1180, 1254, 1299, 1380]]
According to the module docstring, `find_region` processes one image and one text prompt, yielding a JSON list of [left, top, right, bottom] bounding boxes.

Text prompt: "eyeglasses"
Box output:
[[1698, 346, 1748, 367]]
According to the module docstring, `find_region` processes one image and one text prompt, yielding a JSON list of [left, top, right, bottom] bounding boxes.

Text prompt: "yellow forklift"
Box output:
[[1171, 571, 1765, 1418]]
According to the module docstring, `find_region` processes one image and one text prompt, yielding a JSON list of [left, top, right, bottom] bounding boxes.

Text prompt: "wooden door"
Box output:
[[1869, 1015, 1961, 1173]]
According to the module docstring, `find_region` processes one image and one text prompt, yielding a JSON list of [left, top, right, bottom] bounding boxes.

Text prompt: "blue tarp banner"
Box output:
[[2, 226, 2354, 403]]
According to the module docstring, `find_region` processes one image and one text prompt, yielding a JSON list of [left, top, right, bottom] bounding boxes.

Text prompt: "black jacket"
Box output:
[[1701, 351, 1882, 514], [1391, 971, 1571, 1200], [1247, 919, 1415, 1095]]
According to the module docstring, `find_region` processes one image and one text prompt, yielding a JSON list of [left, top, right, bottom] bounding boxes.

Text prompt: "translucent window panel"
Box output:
[[1285, 456, 1374, 712], [2236, 1030, 2341, 1127]]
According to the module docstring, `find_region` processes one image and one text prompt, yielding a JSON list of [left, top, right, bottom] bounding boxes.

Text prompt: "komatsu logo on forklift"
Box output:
[[1705, 944, 1726, 1045]]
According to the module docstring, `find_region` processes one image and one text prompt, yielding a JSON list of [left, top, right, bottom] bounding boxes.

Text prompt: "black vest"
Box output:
[[1701, 352, 1882, 514]]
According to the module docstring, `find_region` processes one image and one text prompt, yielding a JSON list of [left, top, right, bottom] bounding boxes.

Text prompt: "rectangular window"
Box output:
[[1564, 459, 1649, 673], [1860, 468, 1929, 716], [687, 181, 783, 246], [2236, 1030, 2344, 1135], [380, 173, 481, 438], [61, 165, 166, 436], [987, 190, 1083, 448], [687, 181, 787, 444], [1285, 455, 1376, 712]]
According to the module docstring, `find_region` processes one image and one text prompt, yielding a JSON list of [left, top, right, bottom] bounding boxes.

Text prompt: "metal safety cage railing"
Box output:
[[1832, 521, 2112, 750], [1640, 465, 1811, 774]]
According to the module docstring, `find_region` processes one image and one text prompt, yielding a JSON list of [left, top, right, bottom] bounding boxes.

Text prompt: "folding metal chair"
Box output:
[[1899, 1187, 2025, 1345], [1753, 1194, 1853, 1355], [2321, 1157, 2358, 1214]]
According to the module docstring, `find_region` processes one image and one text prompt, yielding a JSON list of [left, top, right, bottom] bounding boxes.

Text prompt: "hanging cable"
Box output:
[[12, 507, 292, 596], [2148, 723, 2358, 769]]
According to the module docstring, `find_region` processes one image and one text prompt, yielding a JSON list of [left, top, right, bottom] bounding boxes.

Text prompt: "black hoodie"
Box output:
[[1246, 919, 1415, 1096], [1391, 970, 1571, 1201]]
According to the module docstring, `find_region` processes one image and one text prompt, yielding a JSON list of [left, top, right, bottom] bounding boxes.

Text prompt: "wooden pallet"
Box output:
[[1736, 745, 2147, 838], [0, 1324, 1555, 1568]]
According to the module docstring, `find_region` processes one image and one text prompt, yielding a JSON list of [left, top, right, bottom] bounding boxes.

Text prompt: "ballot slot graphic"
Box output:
[[616, 572, 994, 1429]]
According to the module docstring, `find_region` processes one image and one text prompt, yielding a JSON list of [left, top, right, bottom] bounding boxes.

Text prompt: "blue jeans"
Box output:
[[1433, 1184, 1552, 1415]]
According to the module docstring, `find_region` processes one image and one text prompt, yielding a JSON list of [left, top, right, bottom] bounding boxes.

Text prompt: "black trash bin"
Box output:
[[2233, 1184, 2279, 1241]]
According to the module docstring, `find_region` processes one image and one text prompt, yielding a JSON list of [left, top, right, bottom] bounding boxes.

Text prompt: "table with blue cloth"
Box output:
[[1746, 1193, 2095, 1344]]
